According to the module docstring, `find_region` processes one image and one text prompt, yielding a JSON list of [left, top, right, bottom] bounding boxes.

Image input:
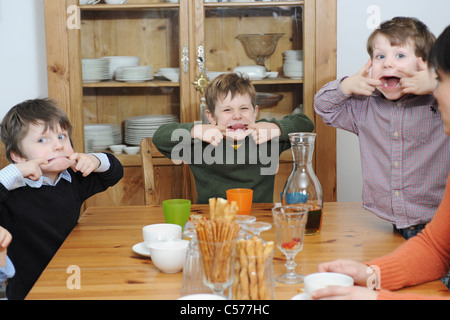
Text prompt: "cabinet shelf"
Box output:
[[81, 77, 302, 88], [79, 3, 180, 11], [79, 1, 304, 11], [82, 79, 180, 88]]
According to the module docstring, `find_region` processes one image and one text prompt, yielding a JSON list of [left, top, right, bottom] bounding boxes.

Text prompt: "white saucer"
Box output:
[[132, 242, 150, 257], [291, 293, 310, 300]]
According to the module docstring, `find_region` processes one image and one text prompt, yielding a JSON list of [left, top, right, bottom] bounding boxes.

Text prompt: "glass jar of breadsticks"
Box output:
[[191, 198, 274, 300]]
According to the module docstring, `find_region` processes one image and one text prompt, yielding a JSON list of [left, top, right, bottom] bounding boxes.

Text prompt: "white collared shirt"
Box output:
[[0, 153, 110, 190]]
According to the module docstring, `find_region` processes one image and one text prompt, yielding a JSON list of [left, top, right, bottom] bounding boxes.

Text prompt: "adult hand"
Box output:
[[312, 285, 379, 300]]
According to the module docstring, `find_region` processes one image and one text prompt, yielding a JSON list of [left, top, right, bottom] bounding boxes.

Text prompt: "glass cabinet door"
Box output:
[[195, 1, 305, 121], [79, 3, 188, 153]]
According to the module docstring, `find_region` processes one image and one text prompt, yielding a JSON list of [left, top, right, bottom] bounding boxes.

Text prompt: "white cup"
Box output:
[[304, 272, 354, 299], [142, 223, 182, 248]]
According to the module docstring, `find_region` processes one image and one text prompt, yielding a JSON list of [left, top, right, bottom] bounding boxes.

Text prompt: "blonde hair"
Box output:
[[367, 17, 436, 62], [205, 73, 256, 114]]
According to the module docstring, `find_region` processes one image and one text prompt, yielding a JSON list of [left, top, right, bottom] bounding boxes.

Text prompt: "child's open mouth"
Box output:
[[227, 123, 248, 131], [380, 76, 400, 89]]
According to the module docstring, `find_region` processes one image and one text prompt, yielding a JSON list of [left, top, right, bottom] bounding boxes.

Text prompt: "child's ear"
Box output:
[[205, 110, 216, 125], [10, 151, 26, 164]]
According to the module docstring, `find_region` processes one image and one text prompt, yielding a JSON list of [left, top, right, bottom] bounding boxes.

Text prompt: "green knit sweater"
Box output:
[[152, 114, 314, 203]]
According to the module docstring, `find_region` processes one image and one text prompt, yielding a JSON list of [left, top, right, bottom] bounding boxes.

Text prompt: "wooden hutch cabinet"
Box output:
[[41, 0, 336, 207]]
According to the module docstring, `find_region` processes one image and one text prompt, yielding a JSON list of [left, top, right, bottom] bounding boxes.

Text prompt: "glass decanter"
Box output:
[[281, 133, 323, 235]]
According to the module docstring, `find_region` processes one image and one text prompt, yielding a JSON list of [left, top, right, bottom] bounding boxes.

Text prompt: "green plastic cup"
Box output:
[[162, 199, 191, 230]]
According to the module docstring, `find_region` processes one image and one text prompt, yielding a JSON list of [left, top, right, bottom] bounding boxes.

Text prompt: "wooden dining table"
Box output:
[[26, 202, 450, 300]]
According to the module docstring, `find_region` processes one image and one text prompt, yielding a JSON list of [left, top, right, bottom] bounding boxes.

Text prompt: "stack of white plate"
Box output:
[[101, 56, 140, 79], [82, 59, 110, 83], [283, 50, 303, 79], [124, 115, 178, 145], [116, 66, 154, 83], [84, 124, 122, 152]]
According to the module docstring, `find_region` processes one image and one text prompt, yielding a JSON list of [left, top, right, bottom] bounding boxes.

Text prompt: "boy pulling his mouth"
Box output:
[[315, 17, 450, 239], [153, 72, 314, 204]]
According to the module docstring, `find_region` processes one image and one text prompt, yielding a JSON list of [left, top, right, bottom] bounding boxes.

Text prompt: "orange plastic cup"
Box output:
[[226, 188, 253, 215]]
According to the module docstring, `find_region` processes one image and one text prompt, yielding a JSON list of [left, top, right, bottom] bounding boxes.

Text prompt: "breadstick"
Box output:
[[255, 238, 268, 300], [209, 198, 216, 220], [232, 241, 241, 299], [239, 240, 250, 300], [246, 238, 258, 300]]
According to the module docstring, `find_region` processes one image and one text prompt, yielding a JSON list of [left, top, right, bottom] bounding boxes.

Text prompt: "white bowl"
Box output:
[[233, 65, 269, 80], [105, 0, 128, 4], [304, 272, 354, 298], [142, 223, 182, 248], [123, 146, 140, 154], [158, 68, 180, 74], [234, 65, 266, 74], [149, 239, 189, 273], [161, 73, 179, 82], [109, 144, 126, 154]]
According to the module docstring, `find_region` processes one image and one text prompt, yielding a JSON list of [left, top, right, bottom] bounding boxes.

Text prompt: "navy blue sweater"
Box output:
[[0, 153, 123, 300]]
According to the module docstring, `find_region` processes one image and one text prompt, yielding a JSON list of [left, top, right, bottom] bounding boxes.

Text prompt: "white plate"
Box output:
[[132, 242, 150, 257], [177, 294, 226, 300], [291, 293, 309, 300]]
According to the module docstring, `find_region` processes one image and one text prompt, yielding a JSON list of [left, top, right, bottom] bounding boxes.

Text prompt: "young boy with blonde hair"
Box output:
[[153, 72, 314, 204], [314, 17, 450, 239]]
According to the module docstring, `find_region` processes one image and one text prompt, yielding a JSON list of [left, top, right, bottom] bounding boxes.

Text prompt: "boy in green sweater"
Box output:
[[152, 73, 314, 203]]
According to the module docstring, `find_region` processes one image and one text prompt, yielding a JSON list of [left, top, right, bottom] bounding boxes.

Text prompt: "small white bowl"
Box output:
[[149, 239, 189, 273], [161, 73, 179, 82], [158, 67, 180, 74], [123, 146, 140, 154], [304, 272, 354, 298], [109, 144, 126, 154], [105, 0, 128, 4], [142, 223, 182, 248]]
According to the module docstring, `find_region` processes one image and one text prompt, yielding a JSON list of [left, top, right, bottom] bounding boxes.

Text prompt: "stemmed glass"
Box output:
[[241, 221, 272, 241], [197, 240, 237, 298], [235, 215, 256, 239], [272, 206, 308, 284]]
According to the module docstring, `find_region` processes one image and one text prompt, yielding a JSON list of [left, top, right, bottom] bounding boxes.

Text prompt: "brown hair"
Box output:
[[367, 17, 436, 62], [205, 73, 256, 114], [1, 98, 73, 163]]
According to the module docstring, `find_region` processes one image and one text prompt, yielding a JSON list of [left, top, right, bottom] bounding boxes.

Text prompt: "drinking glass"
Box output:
[[272, 206, 308, 284], [235, 215, 256, 239], [241, 221, 272, 241], [197, 240, 237, 298]]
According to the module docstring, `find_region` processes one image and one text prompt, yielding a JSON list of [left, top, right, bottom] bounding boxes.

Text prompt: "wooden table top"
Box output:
[[26, 202, 450, 300]]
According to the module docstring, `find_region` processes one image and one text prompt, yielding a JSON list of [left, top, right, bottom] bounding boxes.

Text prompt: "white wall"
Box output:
[[336, 0, 450, 201], [0, 0, 47, 120]]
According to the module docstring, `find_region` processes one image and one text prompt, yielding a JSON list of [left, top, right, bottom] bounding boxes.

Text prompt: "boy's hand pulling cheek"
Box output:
[[69, 153, 100, 177], [249, 122, 281, 144], [191, 124, 225, 147], [340, 60, 382, 96], [399, 58, 438, 95], [16, 158, 48, 181]]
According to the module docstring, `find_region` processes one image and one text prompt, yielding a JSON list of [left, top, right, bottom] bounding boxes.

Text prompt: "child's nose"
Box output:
[[232, 109, 242, 119], [53, 139, 63, 150], [383, 56, 394, 68]]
